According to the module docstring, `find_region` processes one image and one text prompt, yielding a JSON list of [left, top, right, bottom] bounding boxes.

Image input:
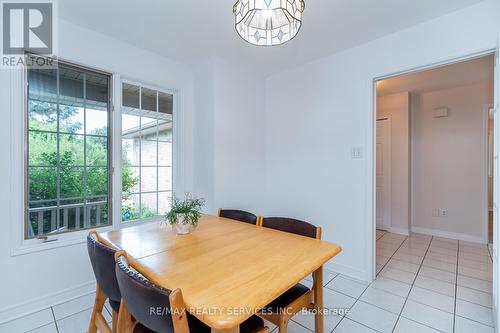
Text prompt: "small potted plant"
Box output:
[[165, 193, 205, 235]]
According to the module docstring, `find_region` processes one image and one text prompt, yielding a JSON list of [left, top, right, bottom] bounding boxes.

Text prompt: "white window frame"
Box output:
[[113, 77, 182, 229], [10, 67, 184, 256], [10, 61, 115, 255]]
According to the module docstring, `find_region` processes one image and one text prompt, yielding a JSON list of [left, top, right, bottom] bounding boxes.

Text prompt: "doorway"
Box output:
[[374, 54, 495, 241], [371, 53, 497, 331]]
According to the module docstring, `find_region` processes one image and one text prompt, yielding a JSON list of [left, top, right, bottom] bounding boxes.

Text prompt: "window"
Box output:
[[26, 57, 111, 238], [121, 82, 173, 222]]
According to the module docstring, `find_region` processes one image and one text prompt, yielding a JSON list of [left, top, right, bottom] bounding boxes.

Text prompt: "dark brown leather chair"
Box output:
[[115, 251, 269, 333], [259, 217, 322, 333], [218, 209, 258, 225], [87, 230, 122, 333]]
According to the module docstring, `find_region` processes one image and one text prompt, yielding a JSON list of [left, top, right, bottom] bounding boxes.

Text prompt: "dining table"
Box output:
[[101, 214, 342, 333]]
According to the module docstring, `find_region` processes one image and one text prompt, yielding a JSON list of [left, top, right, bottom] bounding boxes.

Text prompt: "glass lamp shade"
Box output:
[[234, 0, 305, 46]]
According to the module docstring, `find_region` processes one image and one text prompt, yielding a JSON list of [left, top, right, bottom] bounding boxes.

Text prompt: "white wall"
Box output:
[[193, 60, 216, 212], [0, 19, 195, 322], [194, 58, 267, 214], [377, 92, 411, 235], [264, 0, 500, 280], [412, 82, 493, 241]]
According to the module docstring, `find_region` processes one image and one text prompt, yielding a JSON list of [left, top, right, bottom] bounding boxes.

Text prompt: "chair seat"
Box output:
[[133, 313, 265, 333], [264, 283, 311, 312], [108, 299, 121, 313]]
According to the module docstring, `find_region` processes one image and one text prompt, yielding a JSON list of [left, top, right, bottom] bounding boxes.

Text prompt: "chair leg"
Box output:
[[112, 310, 118, 333], [88, 285, 107, 333], [117, 299, 135, 333], [277, 318, 289, 333]]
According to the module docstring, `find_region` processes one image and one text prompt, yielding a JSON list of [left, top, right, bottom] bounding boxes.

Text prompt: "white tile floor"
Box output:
[[0, 231, 494, 333], [372, 230, 494, 333]]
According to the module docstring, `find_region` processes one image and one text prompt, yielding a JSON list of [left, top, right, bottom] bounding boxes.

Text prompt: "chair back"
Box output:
[[261, 217, 320, 239], [115, 254, 175, 333], [87, 232, 121, 303], [218, 209, 258, 225]]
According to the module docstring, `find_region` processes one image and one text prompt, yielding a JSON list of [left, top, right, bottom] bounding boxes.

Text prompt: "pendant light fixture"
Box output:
[[233, 0, 305, 46]]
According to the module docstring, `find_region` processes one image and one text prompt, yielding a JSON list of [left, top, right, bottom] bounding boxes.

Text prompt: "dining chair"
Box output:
[[218, 208, 258, 225], [115, 251, 269, 333], [259, 217, 322, 333], [87, 230, 122, 333]]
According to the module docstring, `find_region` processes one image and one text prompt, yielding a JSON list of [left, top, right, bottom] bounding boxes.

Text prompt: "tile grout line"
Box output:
[[487, 242, 494, 263], [390, 236, 434, 333], [452, 240, 459, 333], [377, 234, 491, 332], [50, 307, 60, 333], [333, 235, 408, 332], [329, 272, 375, 332], [104, 301, 112, 318], [454, 313, 495, 329], [341, 317, 384, 333], [376, 230, 388, 241], [376, 235, 409, 277]]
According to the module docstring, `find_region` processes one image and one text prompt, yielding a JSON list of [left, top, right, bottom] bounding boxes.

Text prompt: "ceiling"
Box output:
[[59, 0, 485, 74], [377, 55, 494, 96]]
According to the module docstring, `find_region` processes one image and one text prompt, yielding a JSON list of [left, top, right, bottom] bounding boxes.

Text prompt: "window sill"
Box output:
[[11, 217, 164, 257], [11, 226, 114, 257]]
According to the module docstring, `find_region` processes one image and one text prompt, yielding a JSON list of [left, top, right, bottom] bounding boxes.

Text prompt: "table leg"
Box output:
[[211, 328, 239, 333], [314, 265, 324, 333]]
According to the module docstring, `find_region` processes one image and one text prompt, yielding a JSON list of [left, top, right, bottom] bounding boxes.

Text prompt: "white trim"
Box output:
[[410, 92, 417, 233], [387, 227, 409, 236], [367, 48, 497, 281], [484, 104, 494, 244], [9, 68, 26, 255], [115, 77, 182, 229], [375, 116, 392, 231], [367, 73, 377, 281], [9, 61, 116, 256], [0, 280, 95, 325], [411, 226, 485, 244], [112, 74, 123, 227], [492, 33, 499, 331], [325, 262, 369, 283]]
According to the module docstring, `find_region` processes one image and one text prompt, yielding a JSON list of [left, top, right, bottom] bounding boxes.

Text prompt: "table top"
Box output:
[[101, 215, 342, 329]]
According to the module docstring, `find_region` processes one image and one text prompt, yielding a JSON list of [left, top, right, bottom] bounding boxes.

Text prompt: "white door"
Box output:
[[493, 34, 500, 330], [376, 118, 391, 230]]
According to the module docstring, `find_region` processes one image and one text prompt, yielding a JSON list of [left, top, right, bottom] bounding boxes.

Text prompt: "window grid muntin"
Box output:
[[26, 58, 112, 239], [121, 82, 173, 222]]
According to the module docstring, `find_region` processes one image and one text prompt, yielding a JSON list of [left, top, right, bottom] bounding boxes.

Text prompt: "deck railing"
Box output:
[[28, 200, 108, 237]]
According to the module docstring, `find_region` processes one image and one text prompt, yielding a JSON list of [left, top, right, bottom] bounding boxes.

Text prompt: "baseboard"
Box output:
[[325, 261, 369, 283], [387, 227, 409, 236], [0, 280, 96, 324], [411, 226, 486, 244]]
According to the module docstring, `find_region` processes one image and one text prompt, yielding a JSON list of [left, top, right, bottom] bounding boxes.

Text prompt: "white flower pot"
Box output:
[[174, 214, 196, 235]]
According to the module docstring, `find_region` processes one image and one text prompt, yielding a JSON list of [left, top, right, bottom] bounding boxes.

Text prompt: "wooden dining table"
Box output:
[[101, 214, 342, 333]]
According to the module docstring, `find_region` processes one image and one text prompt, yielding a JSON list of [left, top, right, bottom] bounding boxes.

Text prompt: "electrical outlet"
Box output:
[[441, 209, 448, 217], [351, 147, 363, 159]]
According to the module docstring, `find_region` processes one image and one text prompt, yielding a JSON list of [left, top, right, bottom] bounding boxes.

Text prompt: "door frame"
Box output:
[[367, 49, 497, 280], [376, 116, 392, 231], [484, 104, 495, 244]]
